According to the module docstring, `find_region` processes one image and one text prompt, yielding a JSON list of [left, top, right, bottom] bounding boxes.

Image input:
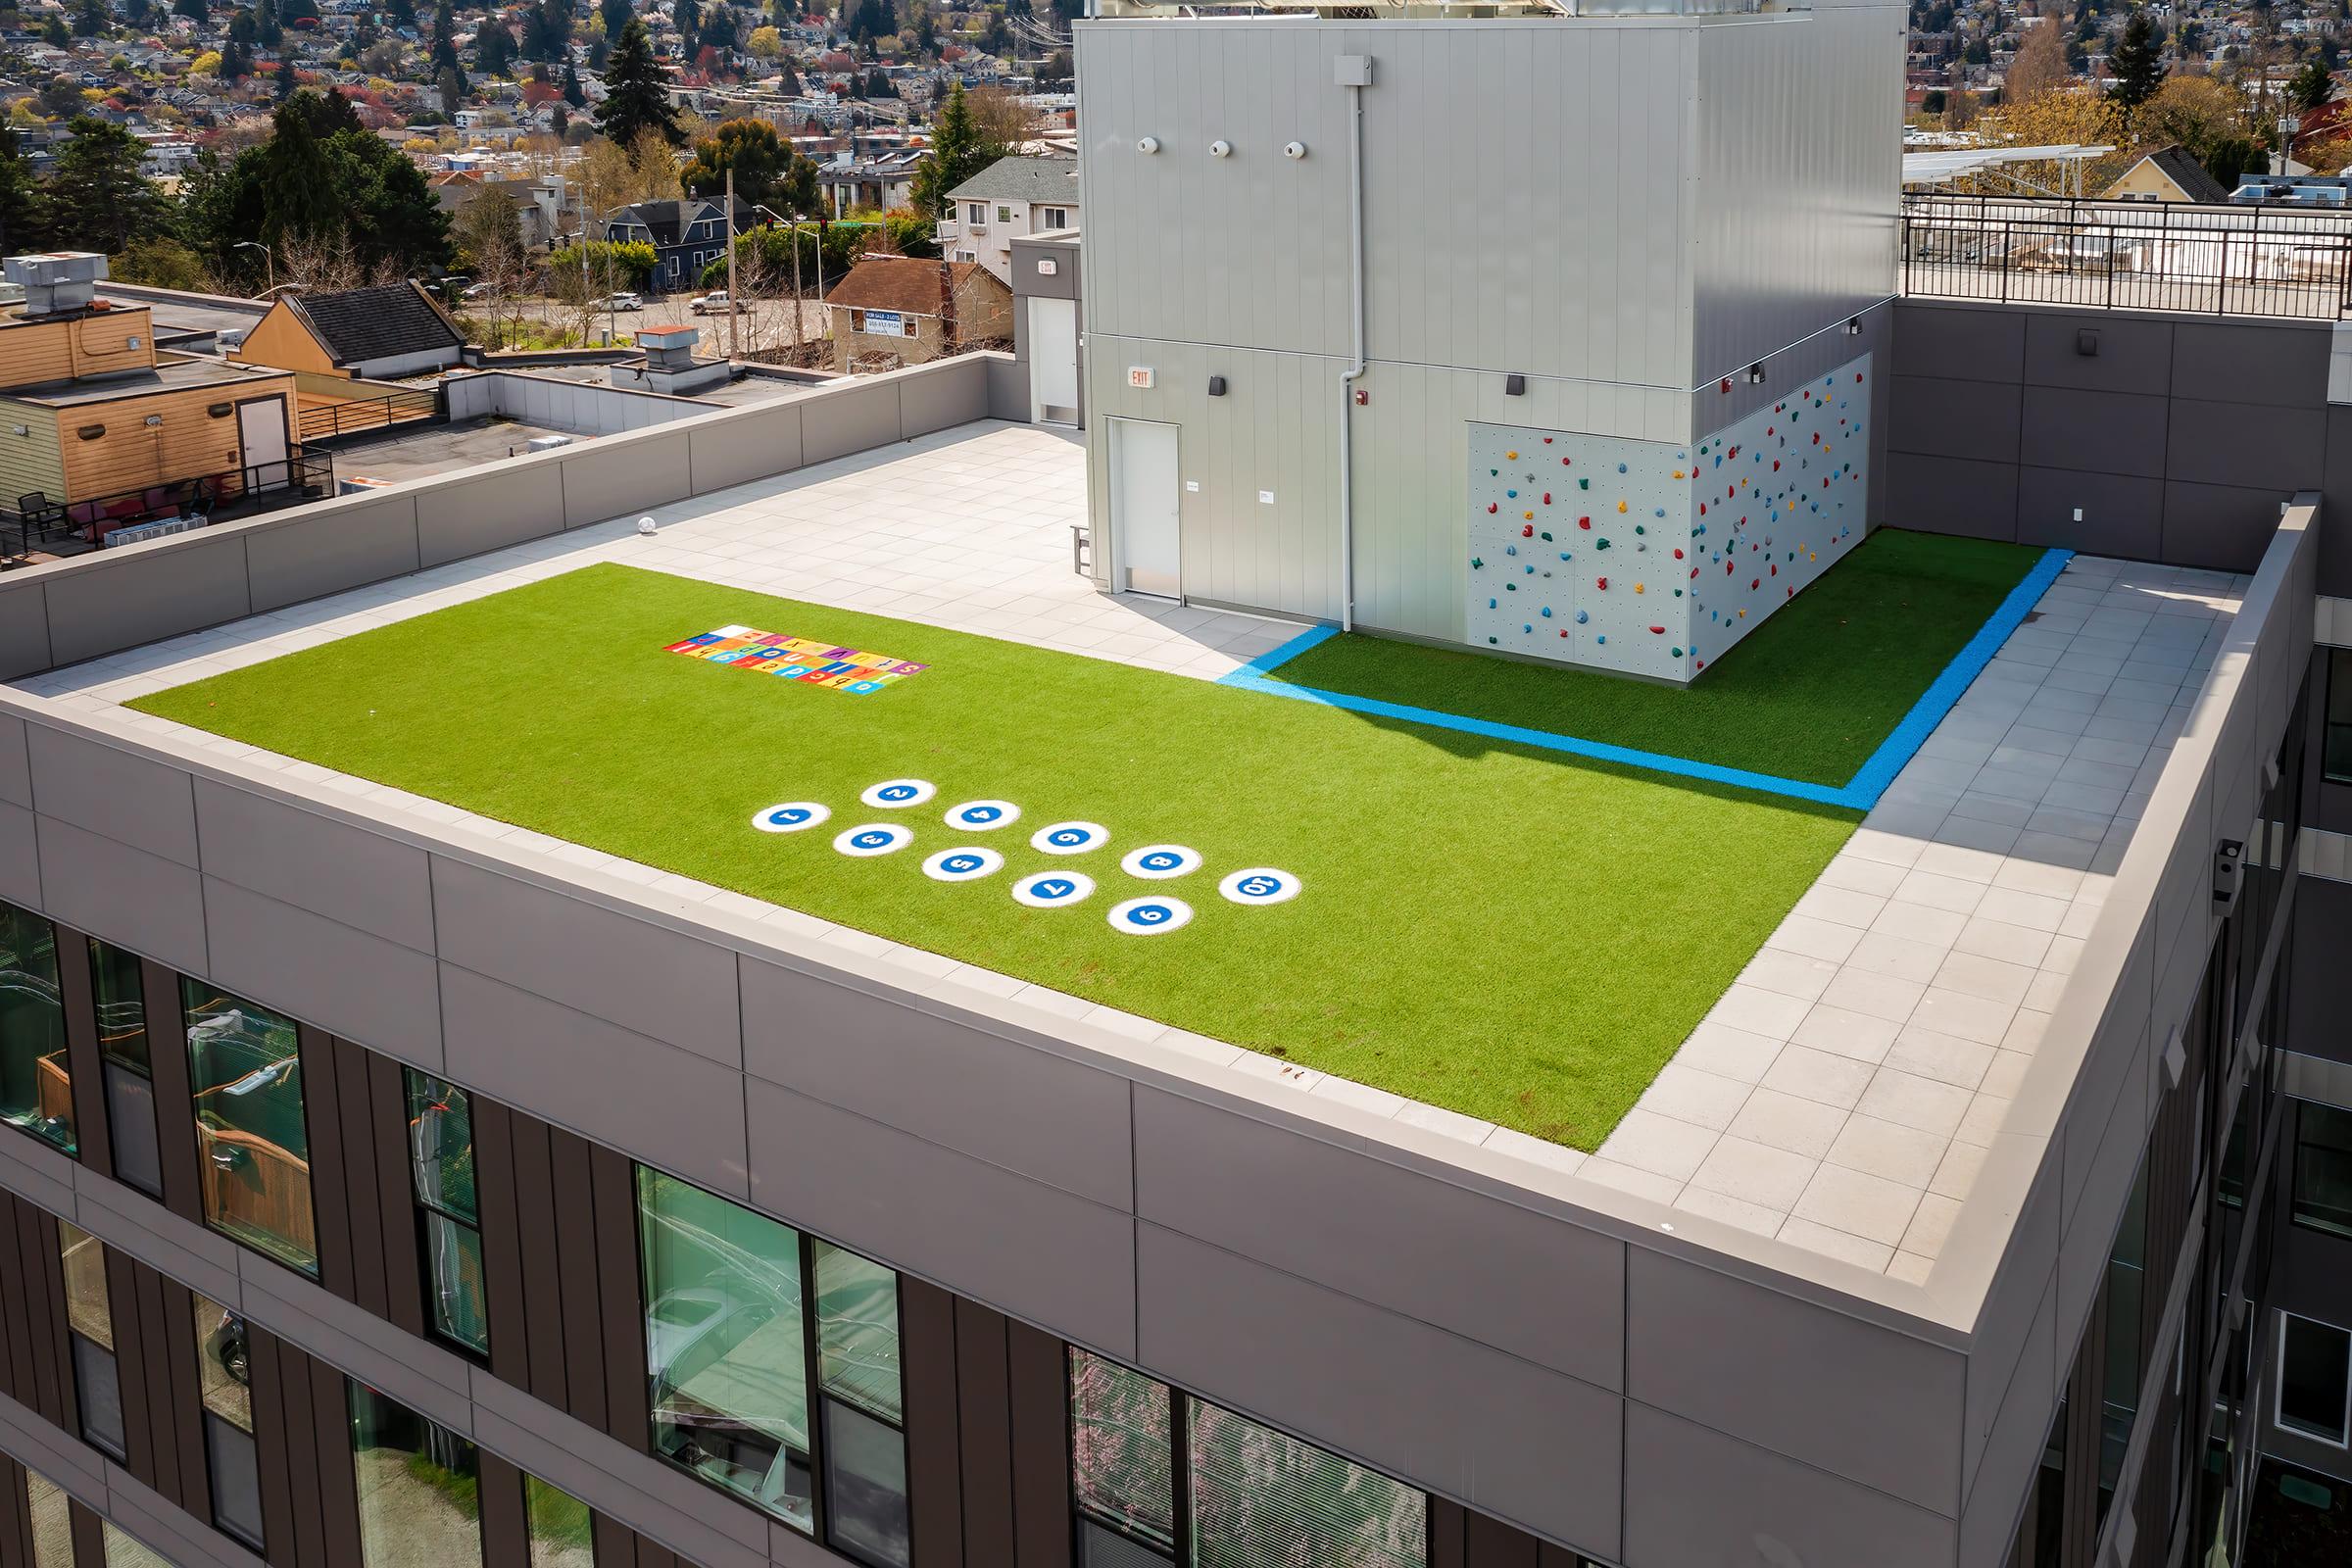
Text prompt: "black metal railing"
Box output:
[[1, 452, 335, 568], [1901, 193, 2352, 318], [296, 386, 439, 442]]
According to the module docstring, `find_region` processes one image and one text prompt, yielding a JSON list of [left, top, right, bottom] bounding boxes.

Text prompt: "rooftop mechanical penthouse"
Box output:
[[1, 10, 2351, 1568]]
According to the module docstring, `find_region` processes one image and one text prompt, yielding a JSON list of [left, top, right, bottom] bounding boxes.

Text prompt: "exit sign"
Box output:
[[1127, 367, 1154, 389]]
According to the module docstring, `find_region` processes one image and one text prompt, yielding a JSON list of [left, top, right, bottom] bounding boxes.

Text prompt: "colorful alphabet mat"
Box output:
[[663, 625, 929, 694]]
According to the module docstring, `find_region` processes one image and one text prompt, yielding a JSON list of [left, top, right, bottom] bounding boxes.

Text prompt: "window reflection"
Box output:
[[0, 900, 74, 1154], [182, 981, 317, 1274]]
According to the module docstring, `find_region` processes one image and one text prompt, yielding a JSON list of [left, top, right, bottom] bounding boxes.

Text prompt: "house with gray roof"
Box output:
[[942, 154, 1080, 284]]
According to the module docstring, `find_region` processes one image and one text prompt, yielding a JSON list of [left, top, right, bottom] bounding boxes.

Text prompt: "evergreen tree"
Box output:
[[172, 0, 206, 21], [260, 96, 337, 242], [389, 0, 416, 28], [2291, 58, 2335, 114], [123, 0, 151, 24], [477, 19, 514, 75], [562, 62, 586, 107], [681, 117, 791, 206], [0, 126, 46, 255], [73, 0, 107, 38], [430, 0, 466, 89], [274, 54, 299, 100], [2108, 12, 2167, 111], [43, 14, 69, 46], [595, 18, 685, 148], [907, 82, 1004, 217], [44, 120, 164, 253], [600, 0, 631, 47], [220, 39, 254, 78], [256, 0, 281, 45]]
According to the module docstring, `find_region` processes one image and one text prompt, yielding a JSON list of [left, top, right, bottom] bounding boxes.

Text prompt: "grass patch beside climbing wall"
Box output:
[[130, 563, 1860, 1150], [1265, 527, 2044, 788]]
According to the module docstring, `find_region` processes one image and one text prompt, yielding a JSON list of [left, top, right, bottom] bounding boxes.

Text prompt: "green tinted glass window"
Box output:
[[636, 1166, 812, 1530], [405, 1073, 477, 1224], [525, 1474, 597, 1568], [0, 901, 74, 1154], [182, 981, 317, 1275], [424, 1212, 490, 1354], [87, 939, 147, 1074], [349, 1381, 485, 1568], [814, 1241, 902, 1425]]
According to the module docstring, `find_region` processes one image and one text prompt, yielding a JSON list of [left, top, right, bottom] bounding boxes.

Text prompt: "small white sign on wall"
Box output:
[[1128, 367, 1154, 389], [864, 310, 905, 336]]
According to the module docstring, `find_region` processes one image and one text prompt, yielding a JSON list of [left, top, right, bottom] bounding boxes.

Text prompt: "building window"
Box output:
[[1, 899, 74, 1154], [348, 1381, 487, 1567], [524, 1474, 597, 1568], [405, 1071, 489, 1355], [966, 204, 983, 224], [2095, 1159, 2149, 1527], [193, 1293, 265, 1550], [2292, 1101, 2352, 1239], [2278, 1311, 2352, 1446], [89, 939, 161, 1197], [997, 205, 1012, 223], [813, 1242, 909, 1567], [1045, 208, 1068, 228], [24, 1467, 74, 1567], [101, 1523, 174, 1567], [2325, 648, 2352, 783], [182, 980, 318, 1276], [636, 1167, 907, 1561], [60, 1221, 124, 1460], [1068, 1348, 1428, 1567]]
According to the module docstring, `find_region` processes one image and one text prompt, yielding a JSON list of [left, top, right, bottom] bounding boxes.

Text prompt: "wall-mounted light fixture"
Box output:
[[207, 403, 233, 417], [1136, 136, 1159, 155], [1744, 364, 1766, 384], [9, 424, 24, 437], [2076, 328, 2101, 357], [1284, 141, 1307, 160], [75, 423, 105, 440], [1844, 317, 1863, 335], [1209, 140, 1232, 159], [1207, 375, 1227, 397], [1504, 373, 1526, 396], [143, 414, 164, 427]]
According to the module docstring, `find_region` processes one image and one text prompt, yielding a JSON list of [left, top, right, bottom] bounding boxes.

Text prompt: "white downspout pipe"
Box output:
[[1336, 55, 1372, 632]]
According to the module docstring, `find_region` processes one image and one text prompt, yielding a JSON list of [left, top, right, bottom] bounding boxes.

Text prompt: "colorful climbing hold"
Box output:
[[1595, 576, 1608, 590]]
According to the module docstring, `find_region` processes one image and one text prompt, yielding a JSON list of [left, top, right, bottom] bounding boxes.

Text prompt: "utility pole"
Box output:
[[725, 167, 739, 360], [937, 236, 956, 358]]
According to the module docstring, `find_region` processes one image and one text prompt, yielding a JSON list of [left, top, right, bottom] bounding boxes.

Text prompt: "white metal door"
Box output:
[[235, 397, 289, 484], [1109, 417, 1180, 599], [1030, 298, 1079, 424]]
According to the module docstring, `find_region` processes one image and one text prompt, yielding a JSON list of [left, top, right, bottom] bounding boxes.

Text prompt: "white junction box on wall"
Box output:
[[1465, 354, 1873, 685]]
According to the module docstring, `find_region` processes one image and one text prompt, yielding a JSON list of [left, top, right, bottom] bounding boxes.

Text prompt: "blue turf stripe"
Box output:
[[1840, 546, 2074, 805], [1231, 621, 1339, 678], [1217, 672, 1860, 806], [1211, 547, 2073, 811]]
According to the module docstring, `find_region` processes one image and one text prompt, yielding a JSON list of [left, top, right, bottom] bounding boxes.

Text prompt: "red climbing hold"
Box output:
[[1751, 578, 1759, 589], [1521, 524, 1534, 537], [1544, 436, 1553, 444], [1772, 460, 1781, 471], [1698, 503, 1707, 515], [1487, 504, 1497, 514], [1596, 576, 1608, 589], [1543, 493, 1551, 504], [1673, 548, 1684, 559], [1770, 564, 1777, 576], [1812, 432, 1821, 445], [1579, 516, 1592, 528], [1690, 567, 1699, 579], [1648, 625, 1664, 635]]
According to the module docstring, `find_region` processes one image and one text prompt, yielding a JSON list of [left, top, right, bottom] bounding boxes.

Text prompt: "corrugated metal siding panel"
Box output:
[[1690, 9, 1902, 382], [0, 403, 66, 506]]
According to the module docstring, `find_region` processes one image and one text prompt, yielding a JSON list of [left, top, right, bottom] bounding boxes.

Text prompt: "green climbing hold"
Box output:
[[1471, 557, 1484, 568], [1578, 477, 1590, 490], [1635, 524, 1645, 535], [1540, 531, 1552, 541], [1596, 538, 1611, 550], [1672, 646, 1685, 657]]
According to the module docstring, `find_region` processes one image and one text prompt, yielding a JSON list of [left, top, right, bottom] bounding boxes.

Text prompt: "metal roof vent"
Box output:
[[3, 251, 110, 318]]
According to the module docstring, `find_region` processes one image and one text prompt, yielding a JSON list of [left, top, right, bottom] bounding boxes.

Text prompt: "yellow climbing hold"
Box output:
[[1616, 500, 1628, 514], [1672, 469, 1686, 479], [1635, 582, 1645, 593], [1505, 451, 1519, 461], [1524, 511, 1535, 520]]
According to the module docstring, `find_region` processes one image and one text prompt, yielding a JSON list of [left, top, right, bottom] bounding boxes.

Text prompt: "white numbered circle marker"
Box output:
[[1012, 871, 1096, 908], [1107, 897, 1193, 935], [943, 799, 1021, 831], [752, 802, 831, 834], [1030, 821, 1109, 856], [833, 823, 913, 858], [1120, 845, 1201, 880], [1218, 867, 1302, 906], [860, 778, 937, 808], [921, 847, 1004, 883]]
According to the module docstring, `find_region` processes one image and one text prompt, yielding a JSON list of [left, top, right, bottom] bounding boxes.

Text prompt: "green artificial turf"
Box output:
[[131, 563, 1861, 1149], [1266, 527, 2044, 787]]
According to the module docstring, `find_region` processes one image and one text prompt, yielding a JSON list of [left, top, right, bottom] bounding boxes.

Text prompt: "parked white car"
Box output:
[[688, 291, 745, 315], [601, 291, 643, 312]]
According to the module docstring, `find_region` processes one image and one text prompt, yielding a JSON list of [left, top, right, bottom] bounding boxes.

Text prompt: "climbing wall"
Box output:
[[1688, 353, 1873, 670], [1465, 426, 1700, 682], [1463, 353, 1871, 684]]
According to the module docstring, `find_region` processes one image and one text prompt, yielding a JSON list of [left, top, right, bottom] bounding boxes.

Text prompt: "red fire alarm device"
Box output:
[[1352, 388, 1369, 406]]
